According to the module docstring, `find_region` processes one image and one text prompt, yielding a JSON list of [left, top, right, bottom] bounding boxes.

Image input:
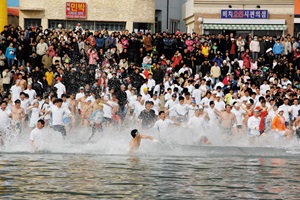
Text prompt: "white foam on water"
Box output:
[[1, 125, 300, 157]]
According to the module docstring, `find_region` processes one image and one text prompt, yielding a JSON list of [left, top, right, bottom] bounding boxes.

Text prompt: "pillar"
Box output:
[[0, 0, 8, 30]]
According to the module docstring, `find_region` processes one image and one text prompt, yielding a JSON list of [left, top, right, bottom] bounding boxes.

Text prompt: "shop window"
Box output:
[[24, 19, 41, 29], [133, 23, 153, 34], [48, 20, 66, 29], [95, 22, 126, 31], [48, 20, 125, 31], [170, 19, 180, 33]]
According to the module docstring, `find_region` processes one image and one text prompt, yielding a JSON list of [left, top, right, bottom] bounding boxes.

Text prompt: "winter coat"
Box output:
[[273, 43, 284, 55], [250, 40, 260, 52]]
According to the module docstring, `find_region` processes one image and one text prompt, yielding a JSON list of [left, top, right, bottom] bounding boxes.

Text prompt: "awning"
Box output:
[[203, 24, 287, 30]]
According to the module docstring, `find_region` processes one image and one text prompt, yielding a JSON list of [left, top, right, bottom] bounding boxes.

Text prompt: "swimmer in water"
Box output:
[[129, 129, 158, 155], [199, 136, 211, 145]]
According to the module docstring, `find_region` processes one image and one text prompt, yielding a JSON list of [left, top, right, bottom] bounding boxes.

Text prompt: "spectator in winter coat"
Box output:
[[273, 39, 284, 60], [249, 36, 260, 62], [5, 42, 16, 68]]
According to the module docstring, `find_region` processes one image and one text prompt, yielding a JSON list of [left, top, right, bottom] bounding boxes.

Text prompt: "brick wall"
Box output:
[[19, 0, 155, 31]]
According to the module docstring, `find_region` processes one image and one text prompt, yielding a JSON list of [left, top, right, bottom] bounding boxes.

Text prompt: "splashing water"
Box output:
[[1, 124, 300, 158]]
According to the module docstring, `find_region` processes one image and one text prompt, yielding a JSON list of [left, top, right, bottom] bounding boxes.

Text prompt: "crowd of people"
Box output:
[[1, 22, 300, 149]]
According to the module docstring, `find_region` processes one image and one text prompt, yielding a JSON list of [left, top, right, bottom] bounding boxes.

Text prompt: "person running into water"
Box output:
[[88, 103, 104, 140], [30, 119, 47, 151], [0, 101, 12, 145], [129, 129, 158, 155], [11, 99, 25, 135]]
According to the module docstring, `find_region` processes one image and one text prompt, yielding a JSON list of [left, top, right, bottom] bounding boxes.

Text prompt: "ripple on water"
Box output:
[[0, 150, 300, 199]]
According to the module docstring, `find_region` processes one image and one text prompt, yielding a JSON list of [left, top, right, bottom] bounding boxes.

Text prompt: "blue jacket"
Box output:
[[212, 56, 224, 67], [5, 47, 16, 59], [96, 37, 104, 48], [272, 43, 283, 55]]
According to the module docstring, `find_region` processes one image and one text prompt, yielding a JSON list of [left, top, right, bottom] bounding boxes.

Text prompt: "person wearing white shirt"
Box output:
[[214, 94, 225, 112], [141, 88, 151, 102], [247, 109, 261, 137], [54, 78, 66, 98], [278, 98, 292, 125], [20, 92, 30, 115], [27, 101, 41, 128], [132, 97, 145, 119], [192, 84, 202, 105], [125, 85, 133, 100], [206, 101, 219, 128], [102, 96, 118, 123], [164, 77, 172, 93], [164, 88, 172, 103], [154, 111, 175, 133], [230, 93, 241, 105], [199, 79, 208, 93], [140, 81, 148, 95], [154, 111, 177, 141], [186, 80, 195, 94], [24, 84, 37, 103], [75, 87, 85, 112], [200, 91, 212, 108], [149, 94, 161, 111], [43, 99, 72, 137], [290, 99, 300, 121], [147, 74, 156, 94], [153, 83, 161, 97], [266, 106, 278, 130], [167, 96, 193, 122], [178, 65, 190, 76], [260, 80, 270, 95], [30, 119, 47, 151], [10, 80, 22, 103], [187, 106, 208, 135], [36, 38, 48, 56], [231, 102, 246, 131], [128, 90, 137, 112], [0, 101, 12, 138], [164, 94, 179, 120], [61, 94, 71, 110], [41, 97, 51, 125]]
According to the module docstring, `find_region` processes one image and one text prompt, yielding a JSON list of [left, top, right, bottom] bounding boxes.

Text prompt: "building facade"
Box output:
[[183, 0, 294, 36], [19, 0, 155, 32], [155, 0, 186, 33]]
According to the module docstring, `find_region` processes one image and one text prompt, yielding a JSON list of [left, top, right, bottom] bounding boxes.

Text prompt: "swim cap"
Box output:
[[98, 103, 103, 107], [131, 129, 139, 138]]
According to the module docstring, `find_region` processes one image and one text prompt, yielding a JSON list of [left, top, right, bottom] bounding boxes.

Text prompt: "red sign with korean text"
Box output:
[[66, 2, 87, 18]]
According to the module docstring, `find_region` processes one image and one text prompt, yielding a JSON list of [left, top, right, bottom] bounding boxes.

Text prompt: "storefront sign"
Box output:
[[220, 10, 268, 19], [66, 2, 87, 18]]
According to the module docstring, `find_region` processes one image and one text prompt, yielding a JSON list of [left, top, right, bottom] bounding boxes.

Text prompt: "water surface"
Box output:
[[1, 149, 300, 199]]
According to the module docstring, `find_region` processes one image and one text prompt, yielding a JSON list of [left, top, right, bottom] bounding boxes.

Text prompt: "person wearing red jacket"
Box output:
[[171, 51, 182, 68]]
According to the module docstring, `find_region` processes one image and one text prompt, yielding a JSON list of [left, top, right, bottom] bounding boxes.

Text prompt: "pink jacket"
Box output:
[[185, 40, 194, 53], [87, 49, 99, 65]]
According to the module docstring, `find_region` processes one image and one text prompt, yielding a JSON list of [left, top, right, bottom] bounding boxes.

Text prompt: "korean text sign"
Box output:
[[220, 10, 268, 19], [66, 2, 87, 18]]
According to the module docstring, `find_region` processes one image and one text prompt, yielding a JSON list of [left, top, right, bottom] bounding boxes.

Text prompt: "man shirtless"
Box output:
[[67, 93, 77, 116], [219, 104, 238, 134], [82, 95, 101, 114], [18, 73, 27, 91], [129, 129, 158, 155], [76, 91, 89, 125], [11, 99, 25, 133], [81, 99, 93, 127]]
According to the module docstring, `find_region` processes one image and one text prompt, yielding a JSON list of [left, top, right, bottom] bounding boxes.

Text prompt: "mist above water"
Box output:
[[1, 124, 300, 157]]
